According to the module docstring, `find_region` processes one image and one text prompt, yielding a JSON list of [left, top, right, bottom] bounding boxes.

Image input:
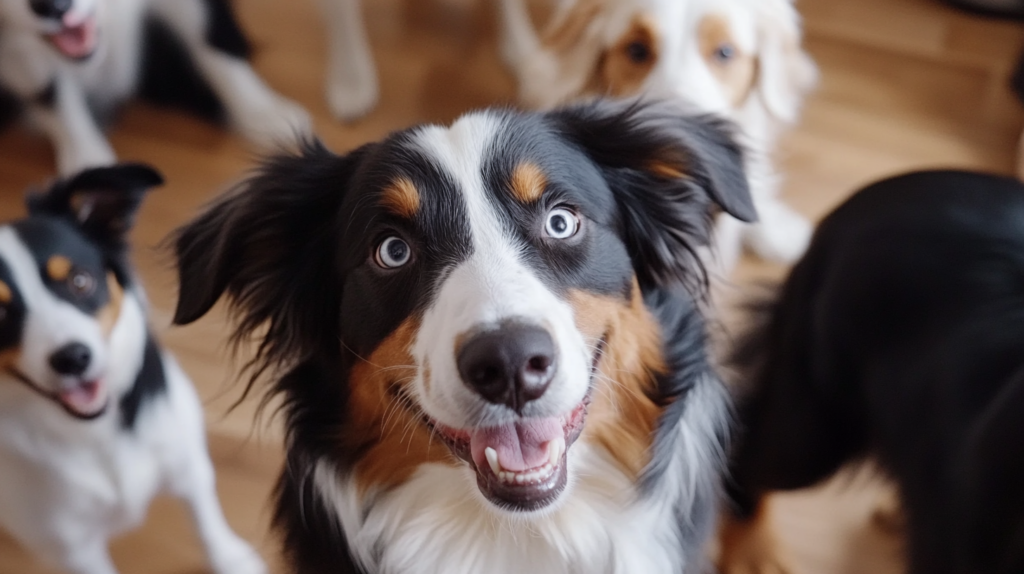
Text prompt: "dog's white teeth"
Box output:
[[496, 462, 556, 486], [485, 447, 501, 476], [547, 436, 566, 467]]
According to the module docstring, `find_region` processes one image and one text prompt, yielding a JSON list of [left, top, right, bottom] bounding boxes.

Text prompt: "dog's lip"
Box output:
[[426, 336, 606, 511], [6, 368, 109, 421]]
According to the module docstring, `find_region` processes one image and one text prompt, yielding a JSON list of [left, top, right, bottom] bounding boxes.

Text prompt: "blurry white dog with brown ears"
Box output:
[[498, 0, 818, 271]]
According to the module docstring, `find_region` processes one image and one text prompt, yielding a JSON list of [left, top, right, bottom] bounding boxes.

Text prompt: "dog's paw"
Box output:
[[326, 74, 379, 121], [56, 139, 116, 176], [209, 538, 267, 574], [742, 200, 812, 264], [233, 94, 313, 152], [716, 510, 795, 574]]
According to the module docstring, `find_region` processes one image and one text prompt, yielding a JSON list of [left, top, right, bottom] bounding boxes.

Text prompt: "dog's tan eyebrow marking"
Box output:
[[647, 160, 686, 180], [380, 177, 420, 219], [0, 281, 11, 304], [508, 162, 547, 204], [46, 255, 72, 282]]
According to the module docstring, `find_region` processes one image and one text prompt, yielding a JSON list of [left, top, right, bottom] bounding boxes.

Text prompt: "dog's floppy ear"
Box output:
[[548, 99, 754, 290], [756, 0, 818, 124], [172, 140, 367, 370], [27, 163, 164, 250]]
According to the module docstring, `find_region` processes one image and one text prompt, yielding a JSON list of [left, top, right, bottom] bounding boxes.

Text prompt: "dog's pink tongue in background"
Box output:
[[470, 418, 562, 472], [48, 17, 97, 59]]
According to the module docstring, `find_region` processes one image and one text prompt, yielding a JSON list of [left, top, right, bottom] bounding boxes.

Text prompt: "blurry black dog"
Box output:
[[719, 170, 1024, 574]]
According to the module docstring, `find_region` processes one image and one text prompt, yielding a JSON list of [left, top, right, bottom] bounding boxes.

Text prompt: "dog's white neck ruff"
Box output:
[[313, 377, 728, 574]]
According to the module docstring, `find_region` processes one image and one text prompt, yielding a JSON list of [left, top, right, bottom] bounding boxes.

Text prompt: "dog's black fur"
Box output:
[[727, 169, 1024, 574]]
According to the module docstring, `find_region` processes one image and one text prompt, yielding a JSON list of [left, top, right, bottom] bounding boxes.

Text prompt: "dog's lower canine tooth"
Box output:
[[485, 447, 501, 476]]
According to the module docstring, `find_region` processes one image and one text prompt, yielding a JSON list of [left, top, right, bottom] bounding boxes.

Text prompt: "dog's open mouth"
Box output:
[[8, 368, 109, 420], [426, 338, 605, 511], [45, 14, 98, 60]]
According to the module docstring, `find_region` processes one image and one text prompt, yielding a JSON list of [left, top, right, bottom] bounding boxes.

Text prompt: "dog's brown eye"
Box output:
[[68, 270, 95, 297], [714, 43, 737, 63], [625, 41, 651, 64], [375, 236, 412, 269], [545, 208, 580, 240]]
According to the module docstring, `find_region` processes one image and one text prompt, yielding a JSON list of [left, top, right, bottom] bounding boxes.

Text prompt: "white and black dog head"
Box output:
[[1, 0, 101, 59], [173, 100, 754, 516], [0, 164, 160, 420]]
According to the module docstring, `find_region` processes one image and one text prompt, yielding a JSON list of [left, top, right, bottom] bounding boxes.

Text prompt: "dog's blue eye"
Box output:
[[68, 270, 95, 297], [545, 208, 580, 240], [714, 43, 736, 63], [375, 237, 412, 269]]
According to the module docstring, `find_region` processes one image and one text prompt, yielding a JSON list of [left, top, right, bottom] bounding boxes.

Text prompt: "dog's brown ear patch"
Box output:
[[0, 281, 12, 304], [380, 177, 420, 219], [569, 280, 666, 479], [346, 318, 456, 493], [46, 256, 72, 282], [698, 14, 758, 107], [598, 16, 660, 97], [508, 162, 548, 204]]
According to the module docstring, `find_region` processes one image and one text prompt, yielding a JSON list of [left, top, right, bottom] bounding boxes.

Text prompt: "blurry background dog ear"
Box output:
[[548, 99, 753, 291], [171, 140, 369, 373], [27, 163, 164, 249], [757, 0, 818, 124]]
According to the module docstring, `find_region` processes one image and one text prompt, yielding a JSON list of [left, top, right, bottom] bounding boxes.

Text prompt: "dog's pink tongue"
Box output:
[[470, 418, 562, 472], [57, 381, 107, 416], [48, 18, 97, 59]]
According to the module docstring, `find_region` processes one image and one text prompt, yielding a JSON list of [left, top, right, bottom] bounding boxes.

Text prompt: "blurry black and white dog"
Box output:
[[0, 165, 266, 574], [171, 100, 756, 574], [0, 0, 311, 175], [719, 170, 1024, 574]]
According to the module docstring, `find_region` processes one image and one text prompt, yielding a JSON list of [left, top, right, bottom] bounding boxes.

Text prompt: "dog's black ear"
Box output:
[[547, 99, 754, 290], [172, 140, 367, 370], [27, 163, 164, 249]]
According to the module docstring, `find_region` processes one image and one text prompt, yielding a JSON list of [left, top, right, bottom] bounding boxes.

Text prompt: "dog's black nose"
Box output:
[[49, 343, 91, 376], [457, 323, 556, 413], [30, 0, 72, 19]]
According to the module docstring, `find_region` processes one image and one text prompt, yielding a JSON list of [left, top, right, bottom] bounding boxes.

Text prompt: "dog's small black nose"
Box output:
[[49, 343, 91, 376], [457, 323, 556, 413], [30, 0, 72, 20]]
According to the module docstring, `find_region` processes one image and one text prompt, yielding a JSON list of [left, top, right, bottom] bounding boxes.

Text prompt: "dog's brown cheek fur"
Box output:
[[348, 318, 456, 494], [698, 14, 758, 108], [569, 280, 666, 480], [597, 16, 661, 98]]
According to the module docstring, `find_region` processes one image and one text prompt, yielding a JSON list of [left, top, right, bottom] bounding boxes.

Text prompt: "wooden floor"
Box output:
[[0, 0, 1021, 571]]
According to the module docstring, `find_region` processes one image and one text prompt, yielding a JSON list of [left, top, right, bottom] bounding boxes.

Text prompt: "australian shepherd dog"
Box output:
[[171, 99, 755, 573]]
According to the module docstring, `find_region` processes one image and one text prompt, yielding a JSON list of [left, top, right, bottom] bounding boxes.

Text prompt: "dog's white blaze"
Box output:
[[409, 112, 591, 430], [315, 374, 730, 574]]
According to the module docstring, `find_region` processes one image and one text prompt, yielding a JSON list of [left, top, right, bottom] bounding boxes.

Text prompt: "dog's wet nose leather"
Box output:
[[30, 0, 72, 19], [457, 323, 556, 413], [49, 342, 91, 376]]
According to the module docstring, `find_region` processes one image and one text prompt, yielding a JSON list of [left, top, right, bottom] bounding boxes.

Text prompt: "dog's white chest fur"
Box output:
[[0, 409, 164, 539]]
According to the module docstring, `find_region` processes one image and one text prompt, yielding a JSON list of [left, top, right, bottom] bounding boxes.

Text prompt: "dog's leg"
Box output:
[[149, 0, 311, 150], [52, 541, 119, 574], [26, 75, 116, 175], [320, 0, 378, 120], [494, 0, 541, 72], [951, 368, 1024, 574]]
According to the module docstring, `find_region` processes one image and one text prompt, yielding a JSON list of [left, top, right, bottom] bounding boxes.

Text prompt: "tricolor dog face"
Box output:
[[174, 101, 752, 518], [0, 165, 160, 419]]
